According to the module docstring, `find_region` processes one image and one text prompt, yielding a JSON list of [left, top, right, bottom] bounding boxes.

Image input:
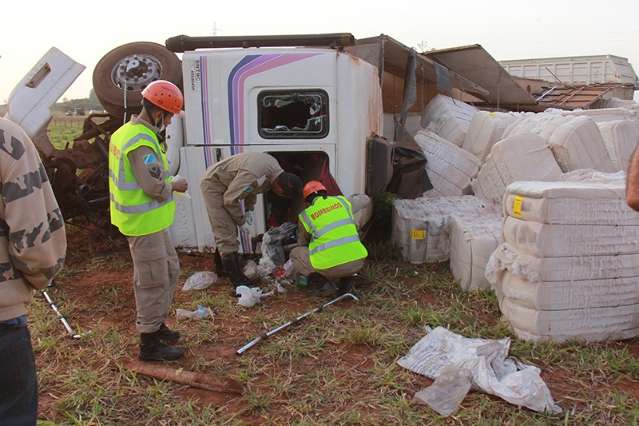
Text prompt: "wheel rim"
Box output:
[[111, 53, 162, 91]]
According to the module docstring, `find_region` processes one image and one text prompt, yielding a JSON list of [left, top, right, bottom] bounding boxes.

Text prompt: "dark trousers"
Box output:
[[0, 324, 37, 426]]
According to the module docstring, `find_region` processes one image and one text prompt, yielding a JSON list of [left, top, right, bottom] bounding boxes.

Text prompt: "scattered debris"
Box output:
[[176, 305, 214, 320], [235, 286, 273, 308], [242, 260, 259, 281], [124, 360, 243, 394], [181, 271, 218, 292], [398, 326, 561, 415]]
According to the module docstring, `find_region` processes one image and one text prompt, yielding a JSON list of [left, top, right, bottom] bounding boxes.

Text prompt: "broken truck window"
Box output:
[[258, 90, 329, 139]]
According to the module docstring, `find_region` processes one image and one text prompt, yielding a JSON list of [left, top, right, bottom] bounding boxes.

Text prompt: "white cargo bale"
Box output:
[[486, 242, 639, 283], [502, 216, 639, 257], [597, 120, 639, 171], [500, 298, 639, 343], [421, 95, 477, 146], [471, 133, 563, 206], [547, 116, 615, 172], [501, 112, 565, 140], [392, 196, 495, 264], [449, 213, 502, 291], [415, 130, 481, 196], [496, 271, 639, 311], [562, 107, 638, 123], [462, 111, 521, 161], [503, 180, 639, 225]]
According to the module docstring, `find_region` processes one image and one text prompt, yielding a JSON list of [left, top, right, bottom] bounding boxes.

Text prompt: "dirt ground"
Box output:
[[30, 225, 639, 425]]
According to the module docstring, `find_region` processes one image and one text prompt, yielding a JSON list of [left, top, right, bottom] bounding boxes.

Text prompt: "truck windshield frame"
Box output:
[[257, 89, 329, 139]]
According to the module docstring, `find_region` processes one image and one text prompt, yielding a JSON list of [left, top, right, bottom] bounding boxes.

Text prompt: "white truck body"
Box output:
[[169, 47, 383, 251]]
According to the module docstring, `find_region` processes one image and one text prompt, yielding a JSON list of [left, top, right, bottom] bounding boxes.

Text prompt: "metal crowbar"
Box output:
[[236, 292, 359, 355], [42, 289, 90, 339]]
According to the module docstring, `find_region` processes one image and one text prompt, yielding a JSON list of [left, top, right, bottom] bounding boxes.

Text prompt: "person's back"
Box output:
[[0, 117, 67, 424], [290, 181, 367, 292], [300, 194, 367, 270]]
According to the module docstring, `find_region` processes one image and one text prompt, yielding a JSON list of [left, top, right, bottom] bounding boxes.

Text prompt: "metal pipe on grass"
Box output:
[[237, 292, 359, 355]]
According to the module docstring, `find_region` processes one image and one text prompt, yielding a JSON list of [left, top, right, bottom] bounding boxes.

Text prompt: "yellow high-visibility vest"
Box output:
[[108, 121, 175, 236], [299, 195, 367, 270]]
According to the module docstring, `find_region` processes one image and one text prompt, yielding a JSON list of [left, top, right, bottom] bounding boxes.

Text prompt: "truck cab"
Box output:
[[170, 47, 383, 251]]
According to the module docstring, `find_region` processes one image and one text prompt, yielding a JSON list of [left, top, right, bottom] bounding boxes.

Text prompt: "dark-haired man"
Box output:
[[200, 152, 302, 288]]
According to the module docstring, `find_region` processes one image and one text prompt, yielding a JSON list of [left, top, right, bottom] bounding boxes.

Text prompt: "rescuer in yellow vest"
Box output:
[[108, 80, 188, 361], [289, 181, 368, 293]]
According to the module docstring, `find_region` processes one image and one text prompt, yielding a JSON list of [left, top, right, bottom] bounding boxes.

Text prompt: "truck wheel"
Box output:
[[93, 42, 182, 117]]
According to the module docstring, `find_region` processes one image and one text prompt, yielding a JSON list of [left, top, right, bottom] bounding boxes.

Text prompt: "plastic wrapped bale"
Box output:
[[462, 111, 526, 161], [562, 107, 638, 123], [503, 179, 638, 226], [486, 175, 639, 344], [501, 112, 565, 140], [415, 130, 481, 196], [420, 95, 477, 146], [449, 213, 502, 291], [392, 196, 496, 264], [471, 133, 563, 206], [487, 243, 639, 343], [546, 116, 615, 173], [597, 120, 639, 171]]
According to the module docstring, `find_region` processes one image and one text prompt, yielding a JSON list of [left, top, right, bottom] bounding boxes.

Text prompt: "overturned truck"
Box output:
[[4, 33, 533, 250]]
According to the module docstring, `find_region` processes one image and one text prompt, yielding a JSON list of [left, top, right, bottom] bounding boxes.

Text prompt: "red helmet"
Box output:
[[141, 80, 183, 114], [303, 180, 327, 199]]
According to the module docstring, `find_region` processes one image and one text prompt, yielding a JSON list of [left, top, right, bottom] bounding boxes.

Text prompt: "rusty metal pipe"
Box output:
[[165, 33, 355, 53]]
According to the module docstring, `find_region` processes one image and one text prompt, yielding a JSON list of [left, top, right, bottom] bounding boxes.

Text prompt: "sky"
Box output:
[[1, 0, 638, 102]]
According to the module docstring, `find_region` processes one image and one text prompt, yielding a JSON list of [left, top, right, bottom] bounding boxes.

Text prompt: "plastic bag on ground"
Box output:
[[176, 305, 213, 320], [413, 366, 472, 416], [398, 326, 561, 414], [243, 260, 259, 281], [236, 285, 273, 308], [181, 271, 218, 292]]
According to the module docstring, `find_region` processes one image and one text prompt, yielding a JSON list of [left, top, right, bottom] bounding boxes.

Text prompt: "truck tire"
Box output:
[[93, 42, 182, 117]]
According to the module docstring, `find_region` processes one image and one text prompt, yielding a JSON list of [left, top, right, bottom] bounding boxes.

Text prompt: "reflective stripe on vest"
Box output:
[[108, 121, 175, 236], [309, 235, 360, 256], [299, 195, 367, 270]]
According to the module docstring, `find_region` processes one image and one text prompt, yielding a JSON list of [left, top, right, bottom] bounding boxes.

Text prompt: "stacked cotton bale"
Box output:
[[449, 212, 502, 291], [546, 116, 616, 173], [486, 179, 639, 342], [462, 111, 525, 161], [392, 196, 495, 264], [421, 94, 477, 146], [562, 107, 638, 123], [471, 133, 564, 206], [597, 120, 639, 171], [415, 130, 481, 196]]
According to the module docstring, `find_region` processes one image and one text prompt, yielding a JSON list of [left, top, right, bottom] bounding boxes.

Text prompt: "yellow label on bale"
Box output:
[[512, 195, 524, 218], [411, 229, 426, 240]]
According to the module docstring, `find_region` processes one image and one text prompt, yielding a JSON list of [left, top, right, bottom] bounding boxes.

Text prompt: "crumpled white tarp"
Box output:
[[181, 271, 218, 292], [398, 326, 561, 415]]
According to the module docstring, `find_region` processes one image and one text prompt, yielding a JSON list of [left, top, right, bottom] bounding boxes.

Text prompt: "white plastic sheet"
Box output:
[[181, 271, 218, 292], [398, 327, 561, 415]]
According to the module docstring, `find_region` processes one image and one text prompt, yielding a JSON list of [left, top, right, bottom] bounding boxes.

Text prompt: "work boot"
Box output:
[[139, 331, 185, 362], [214, 249, 227, 278], [157, 323, 180, 344], [221, 253, 251, 289], [337, 277, 353, 295]]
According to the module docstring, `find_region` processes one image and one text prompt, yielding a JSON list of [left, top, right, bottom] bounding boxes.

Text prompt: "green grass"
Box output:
[[30, 251, 639, 425], [47, 117, 84, 150]]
